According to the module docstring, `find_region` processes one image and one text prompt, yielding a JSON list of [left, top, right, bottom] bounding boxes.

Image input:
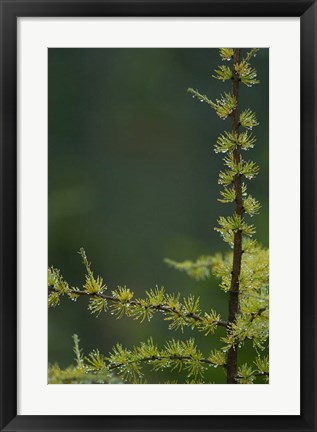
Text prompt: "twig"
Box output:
[[48, 286, 228, 328]]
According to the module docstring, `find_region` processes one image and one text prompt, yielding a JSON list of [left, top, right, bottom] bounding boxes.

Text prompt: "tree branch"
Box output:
[[227, 48, 243, 384], [108, 354, 224, 372], [48, 286, 228, 328]]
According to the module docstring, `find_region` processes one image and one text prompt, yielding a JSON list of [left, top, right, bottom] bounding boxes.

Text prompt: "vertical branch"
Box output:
[[227, 48, 242, 384]]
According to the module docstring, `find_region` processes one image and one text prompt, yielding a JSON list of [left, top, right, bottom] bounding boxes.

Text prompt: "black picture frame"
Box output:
[[0, 1, 316, 431]]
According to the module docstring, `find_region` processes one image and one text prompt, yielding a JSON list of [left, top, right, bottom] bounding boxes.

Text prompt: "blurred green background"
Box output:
[[48, 48, 269, 383]]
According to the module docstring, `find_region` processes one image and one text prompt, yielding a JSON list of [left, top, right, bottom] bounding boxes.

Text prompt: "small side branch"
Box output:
[[109, 354, 223, 372], [48, 286, 228, 329], [107, 338, 227, 382]]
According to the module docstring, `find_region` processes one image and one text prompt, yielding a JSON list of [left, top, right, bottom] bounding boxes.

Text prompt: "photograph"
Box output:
[[1, 0, 316, 428], [47, 47, 269, 384]]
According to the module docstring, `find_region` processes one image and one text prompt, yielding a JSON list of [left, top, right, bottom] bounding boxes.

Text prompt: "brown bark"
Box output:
[[226, 48, 243, 384]]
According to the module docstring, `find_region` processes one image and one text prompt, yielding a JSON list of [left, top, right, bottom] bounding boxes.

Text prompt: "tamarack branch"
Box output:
[[48, 48, 269, 385]]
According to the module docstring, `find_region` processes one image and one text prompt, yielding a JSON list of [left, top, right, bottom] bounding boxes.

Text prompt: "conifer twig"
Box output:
[[48, 286, 228, 328], [108, 354, 223, 371]]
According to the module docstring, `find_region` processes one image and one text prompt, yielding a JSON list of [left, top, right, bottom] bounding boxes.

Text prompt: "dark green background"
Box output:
[[48, 48, 269, 383]]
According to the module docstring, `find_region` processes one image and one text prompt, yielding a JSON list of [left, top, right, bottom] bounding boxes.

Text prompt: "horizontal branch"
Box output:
[[108, 354, 222, 372], [106, 337, 228, 381], [48, 286, 228, 328]]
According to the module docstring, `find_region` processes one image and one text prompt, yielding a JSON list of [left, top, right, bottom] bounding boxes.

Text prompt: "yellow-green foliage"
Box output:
[[164, 256, 214, 281], [48, 335, 121, 384], [219, 48, 234, 61], [48, 48, 269, 384]]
